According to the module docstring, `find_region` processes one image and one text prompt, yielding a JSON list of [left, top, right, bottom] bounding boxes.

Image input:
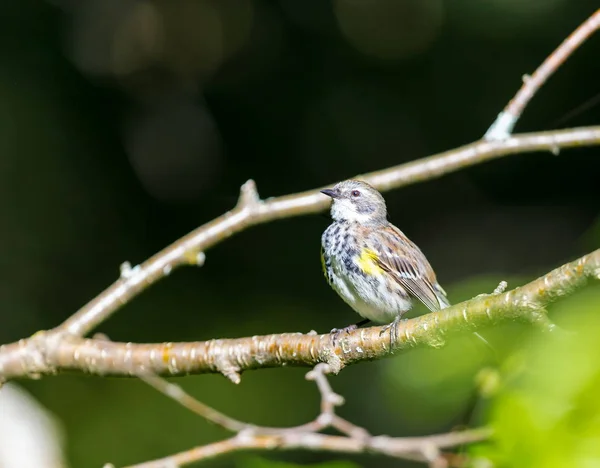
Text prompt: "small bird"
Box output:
[[320, 179, 486, 345]]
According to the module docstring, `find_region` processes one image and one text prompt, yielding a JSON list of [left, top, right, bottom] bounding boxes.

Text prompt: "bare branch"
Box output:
[[121, 364, 490, 467], [52, 126, 600, 339], [123, 426, 491, 468], [486, 9, 600, 140], [139, 374, 249, 433], [1, 249, 598, 383]]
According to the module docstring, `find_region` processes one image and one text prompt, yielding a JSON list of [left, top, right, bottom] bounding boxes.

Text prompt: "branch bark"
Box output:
[[4, 126, 597, 385], [59, 125, 600, 338], [2, 249, 598, 383]]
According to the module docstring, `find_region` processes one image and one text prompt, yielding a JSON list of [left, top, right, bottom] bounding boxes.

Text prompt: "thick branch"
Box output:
[[2, 249, 598, 383], [58, 126, 600, 338]]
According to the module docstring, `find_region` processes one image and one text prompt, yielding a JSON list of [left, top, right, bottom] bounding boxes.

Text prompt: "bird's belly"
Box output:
[[329, 261, 412, 324], [349, 293, 401, 324]]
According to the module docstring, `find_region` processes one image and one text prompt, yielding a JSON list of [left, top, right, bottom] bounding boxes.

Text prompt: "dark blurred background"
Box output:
[[1, 1, 599, 467]]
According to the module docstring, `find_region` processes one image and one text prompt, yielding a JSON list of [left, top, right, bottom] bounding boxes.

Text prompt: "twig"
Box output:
[[138, 373, 249, 433], [120, 364, 490, 467], [122, 430, 489, 468], [485, 9, 600, 140], [306, 364, 368, 439], [54, 125, 600, 339], [492, 281, 508, 295], [1, 249, 598, 383]]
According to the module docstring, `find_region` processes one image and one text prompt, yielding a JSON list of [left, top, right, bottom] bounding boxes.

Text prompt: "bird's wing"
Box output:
[[368, 225, 447, 312], [320, 247, 331, 285]]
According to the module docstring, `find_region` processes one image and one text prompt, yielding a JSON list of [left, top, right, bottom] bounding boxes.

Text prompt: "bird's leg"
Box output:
[[330, 319, 371, 346], [379, 315, 403, 347]]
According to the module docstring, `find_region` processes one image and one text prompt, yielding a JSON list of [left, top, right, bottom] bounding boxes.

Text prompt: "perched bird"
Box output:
[[320, 179, 487, 346]]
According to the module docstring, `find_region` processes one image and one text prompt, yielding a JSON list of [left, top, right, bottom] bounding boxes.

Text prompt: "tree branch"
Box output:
[[113, 364, 491, 468], [485, 9, 600, 140], [2, 249, 598, 383], [56, 125, 600, 339], [120, 428, 491, 468]]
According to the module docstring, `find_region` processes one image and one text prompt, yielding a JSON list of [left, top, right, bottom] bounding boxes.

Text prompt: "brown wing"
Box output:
[[367, 225, 448, 312]]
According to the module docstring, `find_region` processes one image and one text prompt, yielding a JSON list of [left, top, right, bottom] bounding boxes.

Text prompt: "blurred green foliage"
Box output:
[[380, 276, 531, 434], [471, 285, 600, 468]]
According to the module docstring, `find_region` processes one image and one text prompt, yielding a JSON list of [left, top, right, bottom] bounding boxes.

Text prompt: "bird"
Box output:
[[320, 179, 489, 347]]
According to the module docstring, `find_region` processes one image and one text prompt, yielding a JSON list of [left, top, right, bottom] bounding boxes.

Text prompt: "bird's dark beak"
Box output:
[[320, 188, 339, 199]]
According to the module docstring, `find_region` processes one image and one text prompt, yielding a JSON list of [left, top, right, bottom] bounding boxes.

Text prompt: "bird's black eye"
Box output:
[[351, 190, 361, 197]]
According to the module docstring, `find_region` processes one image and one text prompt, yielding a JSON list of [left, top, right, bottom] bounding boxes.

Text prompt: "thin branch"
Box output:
[[139, 368, 328, 436], [121, 430, 489, 468], [55, 125, 600, 339], [1, 249, 598, 383], [120, 364, 490, 468], [486, 9, 600, 140], [139, 374, 249, 433], [306, 364, 368, 439]]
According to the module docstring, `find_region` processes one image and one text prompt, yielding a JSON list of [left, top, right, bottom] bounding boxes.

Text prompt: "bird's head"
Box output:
[[320, 179, 387, 224]]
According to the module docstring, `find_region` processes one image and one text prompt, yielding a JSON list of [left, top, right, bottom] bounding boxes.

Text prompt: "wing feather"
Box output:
[[368, 226, 448, 312], [321, 247, 331, 285]]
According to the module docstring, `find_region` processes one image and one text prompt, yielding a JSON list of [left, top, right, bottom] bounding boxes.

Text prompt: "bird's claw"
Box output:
[[379, 316, 402, 347], [329, 324, 358, 347]]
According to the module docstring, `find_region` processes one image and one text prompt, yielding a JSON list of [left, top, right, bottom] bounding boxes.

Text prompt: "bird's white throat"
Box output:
[[331, 200, 375, 223]]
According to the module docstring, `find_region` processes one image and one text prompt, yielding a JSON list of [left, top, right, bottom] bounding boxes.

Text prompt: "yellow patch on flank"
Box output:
[[358, 248, 383, 275]]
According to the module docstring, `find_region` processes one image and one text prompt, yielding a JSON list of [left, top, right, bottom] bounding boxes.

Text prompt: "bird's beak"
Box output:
[[320, 188, 339, 199]]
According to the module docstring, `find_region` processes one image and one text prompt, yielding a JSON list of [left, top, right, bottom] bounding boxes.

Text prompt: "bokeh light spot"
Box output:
[[68, 0, 255, 82], [334, 0, 444, 60], [124, 96, 222, 201]]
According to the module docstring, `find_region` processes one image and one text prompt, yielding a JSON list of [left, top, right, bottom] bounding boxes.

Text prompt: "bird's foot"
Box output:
[[329, 319, 371, 347], [329, 324, 358, 347], [379, 316, 403, 347]]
